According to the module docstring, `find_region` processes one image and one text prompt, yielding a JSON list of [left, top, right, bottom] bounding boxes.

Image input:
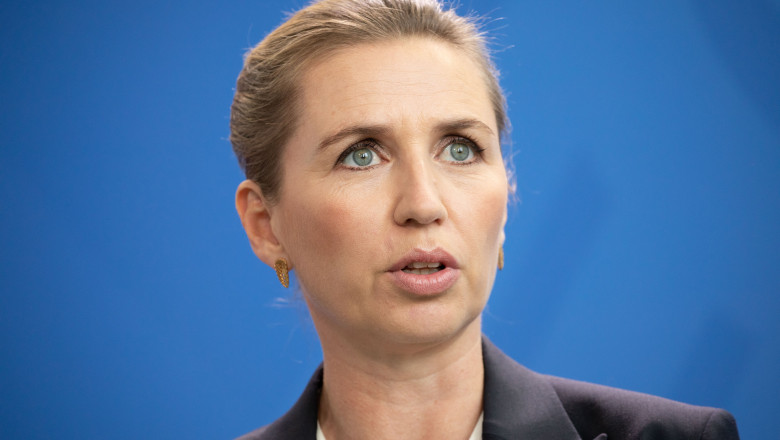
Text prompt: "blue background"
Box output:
[[1, 1, 778, 438]]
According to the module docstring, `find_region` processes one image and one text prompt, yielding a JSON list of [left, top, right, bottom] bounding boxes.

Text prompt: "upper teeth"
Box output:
[[407, 262, 441, 269]]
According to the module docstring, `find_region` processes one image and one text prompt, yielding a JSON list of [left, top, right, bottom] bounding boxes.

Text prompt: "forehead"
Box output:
[[296, 37, 497, 137]]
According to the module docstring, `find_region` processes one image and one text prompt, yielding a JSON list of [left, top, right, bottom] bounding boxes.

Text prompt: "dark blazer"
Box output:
[[236, 337, 739, 439]]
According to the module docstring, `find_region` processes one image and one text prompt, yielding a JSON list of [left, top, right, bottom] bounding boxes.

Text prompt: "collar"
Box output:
[[481, 336, 583, 439], [252, 336, 592, 439]]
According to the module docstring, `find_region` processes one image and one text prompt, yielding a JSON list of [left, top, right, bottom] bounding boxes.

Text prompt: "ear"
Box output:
[[499, 191, 508, 246], [235, 180, 287, 269]]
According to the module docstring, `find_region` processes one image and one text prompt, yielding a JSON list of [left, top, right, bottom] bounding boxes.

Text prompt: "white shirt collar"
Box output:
[[316, 412, 483, 439]]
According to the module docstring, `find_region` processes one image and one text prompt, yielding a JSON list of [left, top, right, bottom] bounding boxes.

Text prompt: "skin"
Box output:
[[237, 37, 508, 439]]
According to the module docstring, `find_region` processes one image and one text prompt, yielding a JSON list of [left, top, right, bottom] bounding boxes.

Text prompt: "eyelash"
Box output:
[[335, 139, 384, 168], [334, 135, 486, 168], [442, 135, 485, 164]]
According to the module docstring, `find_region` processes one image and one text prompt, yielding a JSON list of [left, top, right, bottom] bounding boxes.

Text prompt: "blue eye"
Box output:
[[443, 141, 475, 162], [341, 147, 380, 167]]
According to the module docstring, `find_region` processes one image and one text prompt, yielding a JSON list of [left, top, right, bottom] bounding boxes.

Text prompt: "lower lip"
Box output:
[[387, 267, 460, 296]]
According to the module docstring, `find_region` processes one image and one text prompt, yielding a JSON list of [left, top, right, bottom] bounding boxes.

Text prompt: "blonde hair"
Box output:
[[230, 0, 507, 203]]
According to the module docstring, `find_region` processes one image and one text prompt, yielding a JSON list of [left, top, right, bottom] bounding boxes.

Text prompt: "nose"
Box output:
[[392, 158, 448, 226]]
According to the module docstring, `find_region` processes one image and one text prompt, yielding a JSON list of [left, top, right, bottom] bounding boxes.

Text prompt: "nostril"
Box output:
[[391, 168, 449, 226]]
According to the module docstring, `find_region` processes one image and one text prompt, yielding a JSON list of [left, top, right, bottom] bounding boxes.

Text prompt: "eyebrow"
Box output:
[[317, 124, 389, 151], [436, 118, 495, 137], [316, 118, 496, 151]]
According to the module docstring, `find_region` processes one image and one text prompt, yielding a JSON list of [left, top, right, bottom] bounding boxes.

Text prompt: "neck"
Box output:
[[316, 322, 484, 440]]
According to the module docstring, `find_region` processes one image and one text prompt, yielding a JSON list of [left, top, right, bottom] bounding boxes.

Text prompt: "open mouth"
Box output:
[[402, 262, 445, 275]]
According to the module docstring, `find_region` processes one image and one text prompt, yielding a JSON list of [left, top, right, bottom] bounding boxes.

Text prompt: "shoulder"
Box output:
[[234, 425, 268, 440], [545, 374, 739, 440], [481, 337, 739, 439], [233, 366, 323, 440]]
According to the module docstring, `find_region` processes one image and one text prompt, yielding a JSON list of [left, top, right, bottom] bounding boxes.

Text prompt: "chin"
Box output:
[[373, 305, 483, 348]]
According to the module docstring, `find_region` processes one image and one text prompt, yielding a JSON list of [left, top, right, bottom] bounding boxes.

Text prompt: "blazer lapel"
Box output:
[[250, 339, 608, 440], [481, 337, 584, 440], [249, 365, 322, 440]]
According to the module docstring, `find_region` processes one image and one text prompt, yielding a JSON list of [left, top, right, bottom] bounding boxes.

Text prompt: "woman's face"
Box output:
[[269, 38, 508, 350]]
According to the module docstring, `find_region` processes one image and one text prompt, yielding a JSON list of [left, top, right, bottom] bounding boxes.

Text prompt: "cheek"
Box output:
[[466, 180, 507, 293], [277, 192, 381, 287], [453, 175, 508, 245]]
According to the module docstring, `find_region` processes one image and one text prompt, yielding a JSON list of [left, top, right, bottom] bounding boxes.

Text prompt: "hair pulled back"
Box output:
[[230, 0, 507, 203]]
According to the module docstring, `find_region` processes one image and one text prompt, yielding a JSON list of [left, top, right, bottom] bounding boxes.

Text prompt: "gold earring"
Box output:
[[498, 247, 504, 270], [274, 258, 289, 288]]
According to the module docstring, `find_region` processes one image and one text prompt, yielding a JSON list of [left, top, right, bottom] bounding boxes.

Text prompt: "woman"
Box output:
[[230, 1, 739, 439]]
